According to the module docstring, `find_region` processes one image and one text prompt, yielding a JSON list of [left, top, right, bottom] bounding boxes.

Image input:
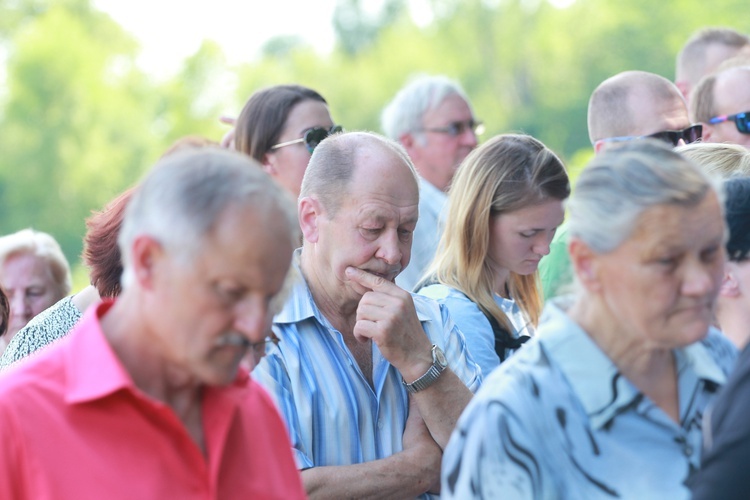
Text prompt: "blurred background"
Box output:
[[0, 0, 748, 288]]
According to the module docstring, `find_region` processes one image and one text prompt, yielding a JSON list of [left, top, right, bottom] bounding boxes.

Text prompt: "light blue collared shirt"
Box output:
[[396, 177, 447, 292], [418, 283, 533, 378], [441, 302, 737, 500], [253, 255, 482, 477]]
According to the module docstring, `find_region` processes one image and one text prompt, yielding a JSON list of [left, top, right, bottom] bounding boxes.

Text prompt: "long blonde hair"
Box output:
[[425, 134, 569, 331]]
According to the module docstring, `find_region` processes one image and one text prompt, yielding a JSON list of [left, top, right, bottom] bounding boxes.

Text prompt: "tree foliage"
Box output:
[[1, 0, 749, 287]]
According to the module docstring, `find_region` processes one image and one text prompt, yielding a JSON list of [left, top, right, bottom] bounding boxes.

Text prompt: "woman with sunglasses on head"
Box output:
[[234, 85, 341, 198], [417, 134, 570, 378]]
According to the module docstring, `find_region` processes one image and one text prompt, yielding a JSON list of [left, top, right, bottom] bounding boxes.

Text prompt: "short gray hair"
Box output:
[[0, 228, 71, 298], [119, 148, 298, 287], [568, 140, 720, 254], [381, 75, 471, 142], [300, 131, 418, 215]]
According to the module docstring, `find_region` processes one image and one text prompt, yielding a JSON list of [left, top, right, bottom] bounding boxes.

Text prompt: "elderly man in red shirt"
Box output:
[[0, 149, 306, 499]]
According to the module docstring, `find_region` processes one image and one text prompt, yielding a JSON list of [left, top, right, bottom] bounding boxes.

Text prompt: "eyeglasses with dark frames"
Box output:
[[597, 124, 703, 147], [421, 119, 485, 137], [271, 125, 344, 154]]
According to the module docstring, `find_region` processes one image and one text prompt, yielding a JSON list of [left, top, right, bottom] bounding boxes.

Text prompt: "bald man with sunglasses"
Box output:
[[381, 75, 482, 292], [540, 70, 700, 299], [692, 65, 750, 149]]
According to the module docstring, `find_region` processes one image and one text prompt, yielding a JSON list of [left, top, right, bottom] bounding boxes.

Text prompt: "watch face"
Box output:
[[434, 346, 447, 367]]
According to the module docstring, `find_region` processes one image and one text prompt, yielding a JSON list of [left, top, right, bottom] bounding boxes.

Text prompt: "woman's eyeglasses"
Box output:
[[598, 124, 703, 147], [709, 111, 750, 134], [271, 125, 344, 154]]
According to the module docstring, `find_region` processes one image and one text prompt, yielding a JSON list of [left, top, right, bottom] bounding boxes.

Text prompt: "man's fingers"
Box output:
[[346, 266, 394, 292]]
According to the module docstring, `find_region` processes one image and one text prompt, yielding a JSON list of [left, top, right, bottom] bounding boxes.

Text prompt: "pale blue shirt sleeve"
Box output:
[[419, 284, 500, 378]]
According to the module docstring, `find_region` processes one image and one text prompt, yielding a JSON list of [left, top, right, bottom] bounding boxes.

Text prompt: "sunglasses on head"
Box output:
[[709, 111, 750, 134], [422, 119, 485, 137], [599, 124, 703, 147], [271, 125, 343, 153]]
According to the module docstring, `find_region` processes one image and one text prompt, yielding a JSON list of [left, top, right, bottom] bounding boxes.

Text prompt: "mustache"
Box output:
[[214, 333, 250, 348]]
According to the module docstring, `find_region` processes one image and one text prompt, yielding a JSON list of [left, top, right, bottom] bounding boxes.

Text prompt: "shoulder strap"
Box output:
[[416, 277, 529, 363], [482, 311, 530, 363]]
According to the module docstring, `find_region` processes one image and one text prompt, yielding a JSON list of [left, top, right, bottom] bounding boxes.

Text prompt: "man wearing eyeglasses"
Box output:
[[382, 75, 481, 291], [0, 150, 306, 498], [692, 65, 750, 149], [541, 70, 697, 299]]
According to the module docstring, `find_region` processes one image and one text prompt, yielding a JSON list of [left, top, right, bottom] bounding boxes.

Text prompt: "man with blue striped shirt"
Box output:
[[253, 131, 481, 498]]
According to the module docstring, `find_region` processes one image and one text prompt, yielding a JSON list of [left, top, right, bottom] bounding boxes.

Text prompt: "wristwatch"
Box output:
[[403, 345, 448, 394]]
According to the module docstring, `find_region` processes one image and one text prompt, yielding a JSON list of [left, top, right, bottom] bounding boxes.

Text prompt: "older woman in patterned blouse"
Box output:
[[441, 140, 737, 499]]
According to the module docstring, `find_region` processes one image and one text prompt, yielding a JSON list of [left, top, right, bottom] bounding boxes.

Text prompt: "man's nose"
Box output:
[[376, 231, 403, 266], [233, 299, 271, 343]]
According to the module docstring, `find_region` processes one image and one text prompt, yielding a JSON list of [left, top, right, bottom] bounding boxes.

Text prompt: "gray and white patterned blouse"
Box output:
[[0, 296, 82, 369], [441, 302, 737, 500]]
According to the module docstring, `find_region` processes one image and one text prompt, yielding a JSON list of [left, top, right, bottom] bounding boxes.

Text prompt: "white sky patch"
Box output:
[[92, 0, 341, 77]]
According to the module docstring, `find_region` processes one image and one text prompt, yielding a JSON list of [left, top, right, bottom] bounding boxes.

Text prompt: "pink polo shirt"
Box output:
[[0, 301, 306, 500]]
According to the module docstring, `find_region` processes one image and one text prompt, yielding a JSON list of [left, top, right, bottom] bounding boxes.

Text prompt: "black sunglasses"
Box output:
[[709, 111, 750, 134], [271, 125, 343, 153], [599, 124, 702, 147], [422, 119, 485, 137]]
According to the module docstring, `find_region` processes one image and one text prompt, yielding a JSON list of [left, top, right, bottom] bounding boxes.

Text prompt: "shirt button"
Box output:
[[684, 445, 693, 457], [377, 420, 384, 429]]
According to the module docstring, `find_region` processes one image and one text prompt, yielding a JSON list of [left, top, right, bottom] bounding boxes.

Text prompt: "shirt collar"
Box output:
[[65, 300, 136, 404], [65, 300, 251, 405], [538, 303, 727, 430], [419, 177, 447, 207]]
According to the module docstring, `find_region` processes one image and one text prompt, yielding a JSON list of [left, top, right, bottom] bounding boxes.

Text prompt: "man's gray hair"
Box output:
[[300, 131, 418, 216], [119, 148, 298, 288], [568, 140, 721, 254], [381, 74, 471, 142]]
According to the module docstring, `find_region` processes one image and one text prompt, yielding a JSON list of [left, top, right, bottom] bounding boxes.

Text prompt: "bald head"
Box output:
[[693, 66, 750, 148], [676, 27, 750, 102], [588, 71, 689, 146], [300, 131, 419, 215]]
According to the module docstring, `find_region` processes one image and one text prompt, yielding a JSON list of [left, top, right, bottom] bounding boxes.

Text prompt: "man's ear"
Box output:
[[720, 266, 741, 298], [298, 196, 323, 244], [675, 80, 689, 101], [400, 132, 420, 160], [261, 152, 278, 176], [130, 235, 165, 290], [568, 238, 602, 292], [701, 123, 714, 142], [593, 140, 606, 154]]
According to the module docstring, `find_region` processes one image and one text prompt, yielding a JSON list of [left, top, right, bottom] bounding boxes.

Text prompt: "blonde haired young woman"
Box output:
[[418, 134, 569, 377]]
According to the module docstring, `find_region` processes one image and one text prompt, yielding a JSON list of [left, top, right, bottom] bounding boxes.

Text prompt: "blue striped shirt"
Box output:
[[252, 263, 482, 473]]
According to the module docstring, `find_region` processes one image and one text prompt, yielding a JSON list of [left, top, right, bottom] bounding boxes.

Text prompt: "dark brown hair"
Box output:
[[0, 286, 8, 337], [234, 85, 327, 163]]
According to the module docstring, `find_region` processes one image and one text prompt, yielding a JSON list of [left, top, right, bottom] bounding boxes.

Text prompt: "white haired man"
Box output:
[[382, 75, 481, 291]]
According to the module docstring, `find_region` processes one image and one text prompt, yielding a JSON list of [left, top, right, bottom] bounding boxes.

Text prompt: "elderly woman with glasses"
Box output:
[[234, 84, 341, 199], [441, 140, 737, 499]]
